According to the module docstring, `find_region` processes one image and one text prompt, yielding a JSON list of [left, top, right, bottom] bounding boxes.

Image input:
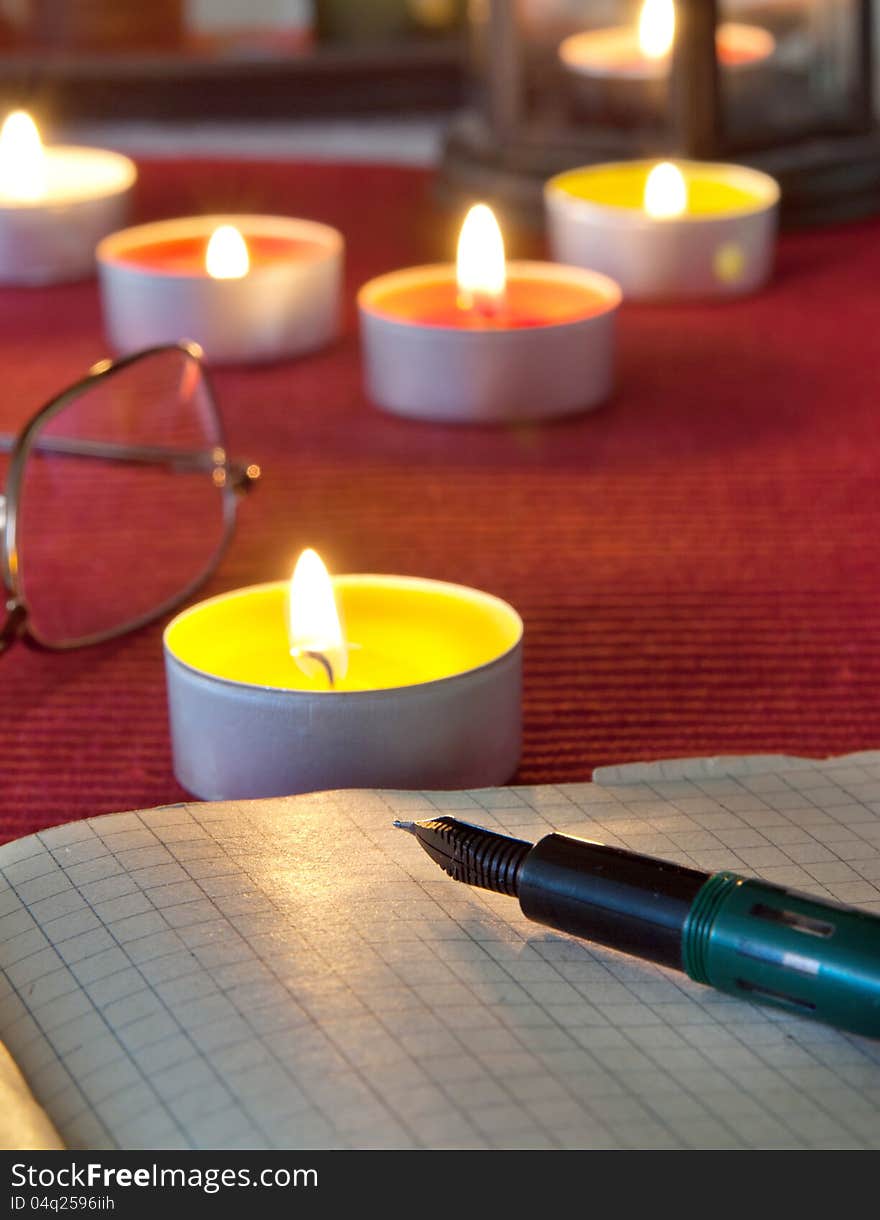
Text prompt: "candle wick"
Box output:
[[303, 650, 336, 688], [458, 288, 503, 323]]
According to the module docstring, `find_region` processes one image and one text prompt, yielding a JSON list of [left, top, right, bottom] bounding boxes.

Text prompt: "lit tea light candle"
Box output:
[[97, 212, 343, 364], [545, 159, 779, 302], [164, 550, 523, 800], [358, 202, 620, 423], [559, 0, 774, 79], [558, 0, 774, 124], [0, 110, 135, 285]]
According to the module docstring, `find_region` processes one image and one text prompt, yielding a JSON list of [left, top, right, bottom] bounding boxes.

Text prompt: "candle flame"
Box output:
[[205, 224, 250, 280], [0, 111, 47, 203], [638, 0, 675, 59], [644, 161, 687, 219], [287, 548, 348, 686], [456, 202, 506, 314]]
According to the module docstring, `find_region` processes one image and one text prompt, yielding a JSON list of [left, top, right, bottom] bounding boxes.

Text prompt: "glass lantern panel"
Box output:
[[496, 0, 682, 158], [718, 0, 867, 145]]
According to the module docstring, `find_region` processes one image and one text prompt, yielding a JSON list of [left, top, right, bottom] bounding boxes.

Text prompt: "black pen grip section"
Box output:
[[518, 834, 709, 969]]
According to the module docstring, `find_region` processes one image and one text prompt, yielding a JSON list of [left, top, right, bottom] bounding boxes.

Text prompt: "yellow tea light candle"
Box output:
[[0, 110, 135, 285], [164, 558, 523, 800], [97, 213, 343, 364], [545, 160, 779, 302]]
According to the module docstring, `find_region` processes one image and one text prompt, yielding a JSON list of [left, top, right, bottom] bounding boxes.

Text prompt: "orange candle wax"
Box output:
[[106, 233, 328, 276], [366, 271, 614, 330], [559, 22, 775, 80]]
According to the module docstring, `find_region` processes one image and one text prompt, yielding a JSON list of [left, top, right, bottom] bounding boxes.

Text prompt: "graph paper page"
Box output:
[[1, 751, 880, 1150]]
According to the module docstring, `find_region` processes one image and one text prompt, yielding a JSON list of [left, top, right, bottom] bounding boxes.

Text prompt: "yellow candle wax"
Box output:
[[551, 162, 767, 217], [165, 576, 523, 692]]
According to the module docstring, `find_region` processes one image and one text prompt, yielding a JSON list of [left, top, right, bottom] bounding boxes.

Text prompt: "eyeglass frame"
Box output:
[[0, 339, 259, 655]]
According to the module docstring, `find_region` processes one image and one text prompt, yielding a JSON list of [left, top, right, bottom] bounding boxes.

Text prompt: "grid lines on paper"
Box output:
[[1, 752, 880, 1149]]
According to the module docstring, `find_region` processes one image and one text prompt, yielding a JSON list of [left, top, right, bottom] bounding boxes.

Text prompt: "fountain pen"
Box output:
[[396, 816, 880, 1038]]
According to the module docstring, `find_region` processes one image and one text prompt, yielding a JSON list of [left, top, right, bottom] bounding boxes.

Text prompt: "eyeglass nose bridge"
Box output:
[[0, 599, 26, 654]]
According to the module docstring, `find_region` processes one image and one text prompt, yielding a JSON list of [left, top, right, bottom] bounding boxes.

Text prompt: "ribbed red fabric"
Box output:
[[1, 158, 878, 842]]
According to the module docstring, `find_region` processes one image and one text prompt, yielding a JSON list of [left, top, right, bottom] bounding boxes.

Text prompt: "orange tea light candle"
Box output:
[[558, 0, 774, 125], [97, 213, 343, 364], [164, 549, 523, 801], [559, 0, 774, 80], [0, 110, 135, 285], [546, 160, 779, 302], [358, 203, 620, 423]]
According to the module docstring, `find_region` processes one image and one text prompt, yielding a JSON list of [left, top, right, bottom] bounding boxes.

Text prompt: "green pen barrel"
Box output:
[[682, 872, 880, 1038]]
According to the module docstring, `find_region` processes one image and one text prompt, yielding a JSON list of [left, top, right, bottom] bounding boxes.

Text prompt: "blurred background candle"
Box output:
[[559, 0, 774, 78], [559, 0, 775, 125], [97, 212, 343, 364], [164, 549, 523, 800], [546, 159, 779, 302], [0, 110, 135, 285], [359, 202, 620, 423]]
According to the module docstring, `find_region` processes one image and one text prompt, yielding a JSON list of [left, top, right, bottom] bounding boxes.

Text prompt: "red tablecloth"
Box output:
[[1, 158, 878, 843]]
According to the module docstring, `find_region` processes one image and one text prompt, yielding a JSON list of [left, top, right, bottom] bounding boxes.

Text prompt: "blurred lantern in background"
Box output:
[[441, 0, 880, 225], [315, 0, 465, 42]]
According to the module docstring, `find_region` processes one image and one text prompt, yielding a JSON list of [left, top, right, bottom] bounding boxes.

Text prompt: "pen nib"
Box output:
[[393, 815, 532, 897]]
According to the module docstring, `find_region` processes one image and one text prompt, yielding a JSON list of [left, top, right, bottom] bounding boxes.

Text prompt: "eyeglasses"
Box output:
[[0, 340, 259, 655]]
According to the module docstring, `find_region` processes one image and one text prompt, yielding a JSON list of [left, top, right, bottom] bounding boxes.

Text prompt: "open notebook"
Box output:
[[2, 751, 880, 1151]]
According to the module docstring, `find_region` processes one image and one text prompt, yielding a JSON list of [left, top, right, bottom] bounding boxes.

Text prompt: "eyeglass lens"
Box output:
[[15, 347, 231, 646]]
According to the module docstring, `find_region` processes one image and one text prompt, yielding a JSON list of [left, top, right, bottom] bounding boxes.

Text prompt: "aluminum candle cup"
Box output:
[[164, 576, 523, 801], [0, 146, 135, 285], [358, 261, 621, 423], [546, 161, 780, 303], [97, 213, 343, 364]]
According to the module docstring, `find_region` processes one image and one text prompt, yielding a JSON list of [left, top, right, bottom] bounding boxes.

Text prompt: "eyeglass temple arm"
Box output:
[[0, 433, 255, 487], [0, 494, 26, 655]]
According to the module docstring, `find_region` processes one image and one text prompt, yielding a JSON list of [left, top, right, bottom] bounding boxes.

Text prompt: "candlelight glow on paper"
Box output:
[[456, 203, 506, 314], [638, 0, 675, 59], [206, 224, 250, 280], [644, 162, 688, 219], [287, 548, 349, 686], [0, 111, 47, 203]]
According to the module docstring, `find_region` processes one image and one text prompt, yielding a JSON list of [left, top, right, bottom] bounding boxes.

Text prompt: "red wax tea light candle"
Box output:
[[97, 213, 343, 365], [358, 203, 621, 424], [118, 230, 325, 275]]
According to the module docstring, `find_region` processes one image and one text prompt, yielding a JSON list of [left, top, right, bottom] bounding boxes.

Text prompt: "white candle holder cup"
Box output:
[[98, 213, 344, 364], [0, 147, 136, 285], [164, 577, 524, 801], [546, 162, 780, 303], [359, 261, 621, 424]]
